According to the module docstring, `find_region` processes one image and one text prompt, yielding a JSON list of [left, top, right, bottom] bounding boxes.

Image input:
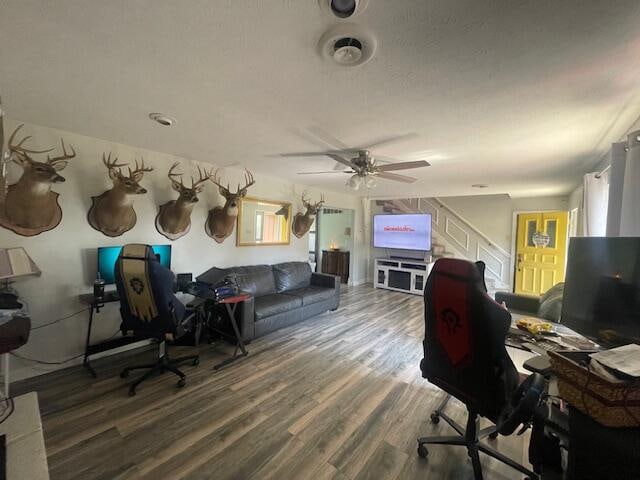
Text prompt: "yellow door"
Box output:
[[514, 211, 569, 296]]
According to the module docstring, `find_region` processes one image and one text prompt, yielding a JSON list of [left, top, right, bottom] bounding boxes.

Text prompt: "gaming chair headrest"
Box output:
[[430, 258, 482, 284], [120, 244, 154, 261]]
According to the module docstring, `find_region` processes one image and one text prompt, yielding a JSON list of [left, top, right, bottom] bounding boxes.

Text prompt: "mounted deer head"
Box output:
[[155, 162, 213, 240], [87, 153, 153, 237], [0, 123, 76, 236], [205, 169, 255, 243], [292, 192, 325, 238]]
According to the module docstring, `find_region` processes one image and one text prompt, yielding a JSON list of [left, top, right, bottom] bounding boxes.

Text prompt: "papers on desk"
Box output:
[[590, 344, 640, 378]]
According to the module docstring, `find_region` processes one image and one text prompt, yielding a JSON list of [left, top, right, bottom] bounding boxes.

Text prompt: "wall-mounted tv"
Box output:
[[373, 214, 432, 251], [97, 245, 172, 284]]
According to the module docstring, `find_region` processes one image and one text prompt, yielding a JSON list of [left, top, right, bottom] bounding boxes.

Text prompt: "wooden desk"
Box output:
[[0, 392, 49, 480]]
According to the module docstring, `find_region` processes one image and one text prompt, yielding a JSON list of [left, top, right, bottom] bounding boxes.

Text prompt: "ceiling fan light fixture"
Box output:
[[347, 174, 362, 190], [364, 175, 377, 189]]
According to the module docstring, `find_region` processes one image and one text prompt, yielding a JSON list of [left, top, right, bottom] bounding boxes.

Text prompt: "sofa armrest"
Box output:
[[311, 272, 340, 291], [238, 296, 255, 342], [494, 291, 541, 315]]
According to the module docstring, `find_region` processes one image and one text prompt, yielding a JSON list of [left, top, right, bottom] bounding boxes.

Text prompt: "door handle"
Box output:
[[517, 253, 523, 272]]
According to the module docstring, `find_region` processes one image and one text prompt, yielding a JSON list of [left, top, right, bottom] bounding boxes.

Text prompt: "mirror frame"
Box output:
[[236, 196, 292, 246]]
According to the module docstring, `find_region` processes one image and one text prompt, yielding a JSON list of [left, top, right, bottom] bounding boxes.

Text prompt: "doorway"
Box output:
[[514, 211, 569, 296], [317, 207, 355, 283]]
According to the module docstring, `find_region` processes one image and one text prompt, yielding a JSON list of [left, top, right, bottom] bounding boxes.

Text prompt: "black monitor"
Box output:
[[561, 237, 640, 348], [97, 245, 172, 284]]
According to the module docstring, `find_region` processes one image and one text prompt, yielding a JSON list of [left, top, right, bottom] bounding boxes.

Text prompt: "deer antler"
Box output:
[[301, 191, 311, 209], [191, 165, 214, 189], [237, 169, 255, 194], [317, 193, 325, 208], [168, 162, 184, 188], [102, 152, 128, 175], [47, 139, 76, 167], [128, 157, 153, 180], [8, 124, 54, 161], [210, 169, 231, 195]]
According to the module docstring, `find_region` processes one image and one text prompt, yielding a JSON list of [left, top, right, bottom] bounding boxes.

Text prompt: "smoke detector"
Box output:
[[149, 113, 176, 126], [318, 24, 377, 67], [319, 0, 369, 19]]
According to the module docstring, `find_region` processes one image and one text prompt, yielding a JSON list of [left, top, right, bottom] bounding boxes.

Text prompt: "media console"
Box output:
[[374, 257, 434, 295]]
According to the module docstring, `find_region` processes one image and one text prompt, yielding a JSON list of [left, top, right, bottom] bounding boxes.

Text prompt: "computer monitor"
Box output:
[[561, 237, 640, 348], [97, 245, 172, 284]]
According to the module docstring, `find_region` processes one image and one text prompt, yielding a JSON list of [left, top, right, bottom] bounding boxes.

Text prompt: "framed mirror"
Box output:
[[237, 197, 292, 246]]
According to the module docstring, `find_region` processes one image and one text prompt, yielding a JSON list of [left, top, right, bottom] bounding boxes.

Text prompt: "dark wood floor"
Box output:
[[16, 285, 528, 480]]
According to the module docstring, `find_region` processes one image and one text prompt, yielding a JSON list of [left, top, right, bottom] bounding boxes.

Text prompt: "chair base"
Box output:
[[120, 340, 199, 396], [417, 395, 538, 480]]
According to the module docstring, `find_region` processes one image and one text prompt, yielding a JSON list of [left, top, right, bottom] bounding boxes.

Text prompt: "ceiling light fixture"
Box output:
[[149, 113, 176, 127], [333, 37, 363, 65], [330, 0, 357, 17], [347, 174, 362, 190]]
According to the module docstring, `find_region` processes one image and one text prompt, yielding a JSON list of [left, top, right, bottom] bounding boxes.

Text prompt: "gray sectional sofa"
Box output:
[[198, 261, 340, 342]]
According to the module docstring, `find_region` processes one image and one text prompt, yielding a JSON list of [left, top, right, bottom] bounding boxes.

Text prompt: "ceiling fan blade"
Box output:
[[297, 171, 353, 175], [327, 153, 355, 170], [376, 171, 418, 183], [358, 133, 419, 151], [375, 160, 431, 172], [307, 126, 351, 150]]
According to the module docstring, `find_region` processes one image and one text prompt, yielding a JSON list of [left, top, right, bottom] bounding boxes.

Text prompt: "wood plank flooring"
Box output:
[[15, 285, 529, 480]]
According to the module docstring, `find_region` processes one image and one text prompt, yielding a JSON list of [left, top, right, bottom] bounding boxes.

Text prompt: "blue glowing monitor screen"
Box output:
[[97, 245, 172, 284]]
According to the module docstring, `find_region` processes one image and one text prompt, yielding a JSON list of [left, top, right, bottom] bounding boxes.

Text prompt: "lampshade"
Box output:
[[0, 247, 41, 281], [364, 175, 377, 189], [347, 174, 362, 190]]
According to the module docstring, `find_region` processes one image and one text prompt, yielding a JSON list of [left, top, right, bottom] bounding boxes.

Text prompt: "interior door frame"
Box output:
[[509, 209, 570, 293]]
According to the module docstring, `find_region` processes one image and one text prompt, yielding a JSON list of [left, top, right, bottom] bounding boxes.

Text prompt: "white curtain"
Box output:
[[583, 171, 609, 237]]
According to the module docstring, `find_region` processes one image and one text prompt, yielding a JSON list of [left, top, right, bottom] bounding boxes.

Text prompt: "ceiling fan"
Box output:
[[281, 133, 430, 190]]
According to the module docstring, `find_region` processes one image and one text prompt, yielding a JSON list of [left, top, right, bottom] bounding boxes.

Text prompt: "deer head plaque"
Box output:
[[292, 193, 324, 238], [205, 169, 255, 243], [87, 153, 153, 237], [0, 123, 76, 236], [155, 162, 213, 240]]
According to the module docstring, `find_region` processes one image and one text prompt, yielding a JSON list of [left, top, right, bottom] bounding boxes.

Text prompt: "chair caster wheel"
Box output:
[[489, 431, 499, 440], [417, 445, 429, 459], [120, 370, 129, 378], [430, 413, 440, 424], [128, 389, 136, 397], [177, 378, 186, 388], [192, 358, 200, 366]]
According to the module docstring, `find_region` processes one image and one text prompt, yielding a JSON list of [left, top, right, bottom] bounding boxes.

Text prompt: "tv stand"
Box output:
[[374, 257, 434, 295]]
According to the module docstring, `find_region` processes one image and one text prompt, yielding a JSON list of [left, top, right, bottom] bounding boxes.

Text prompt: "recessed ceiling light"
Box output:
[[149, 113, 176, 126], [472, 184, 489, 188]]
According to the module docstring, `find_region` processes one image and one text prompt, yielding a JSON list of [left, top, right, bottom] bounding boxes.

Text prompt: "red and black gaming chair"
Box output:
[[418, 258, 545, 480]]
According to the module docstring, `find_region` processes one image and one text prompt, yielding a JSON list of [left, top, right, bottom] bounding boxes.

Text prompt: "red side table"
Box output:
[[212, 292, 251, 370]]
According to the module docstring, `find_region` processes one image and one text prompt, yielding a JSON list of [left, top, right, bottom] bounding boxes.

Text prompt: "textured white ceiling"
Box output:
[[2, 0, 640, 198]]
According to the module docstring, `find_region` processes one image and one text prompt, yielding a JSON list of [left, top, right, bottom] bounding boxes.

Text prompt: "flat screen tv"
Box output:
[[373, 214, 432, 251], [561, 237, 640, 348], [97, 245, 172, 284]]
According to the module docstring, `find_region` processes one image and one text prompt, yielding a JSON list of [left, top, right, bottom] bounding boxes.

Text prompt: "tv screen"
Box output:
[[561, 237, 640, 348], [97, 245, 172, 284], [373, 214, 432, 251]]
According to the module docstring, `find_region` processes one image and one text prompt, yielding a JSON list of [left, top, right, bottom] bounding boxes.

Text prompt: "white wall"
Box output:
[[440, 194, 569, 252], [2, 119, 365, 380]]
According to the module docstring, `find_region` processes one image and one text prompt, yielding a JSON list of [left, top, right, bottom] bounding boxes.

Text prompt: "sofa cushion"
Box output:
[[254, 294, 303, 320], [227, 266, 276, 298], [272, 262, 312, 293], [284, 286, 336, 306], [538, 282, 564, 322]]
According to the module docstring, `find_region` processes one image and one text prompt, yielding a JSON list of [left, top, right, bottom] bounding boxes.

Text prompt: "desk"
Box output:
[[78, 291, 141, 378], [0, 392, 49, 480]]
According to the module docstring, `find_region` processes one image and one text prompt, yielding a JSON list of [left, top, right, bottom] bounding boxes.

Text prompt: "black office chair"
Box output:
[[114, 244, 199, 396], [418, 258, 545, 480]]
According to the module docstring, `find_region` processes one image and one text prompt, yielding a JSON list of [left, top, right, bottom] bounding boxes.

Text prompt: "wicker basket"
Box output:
[[548, 350, 640, 428]]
